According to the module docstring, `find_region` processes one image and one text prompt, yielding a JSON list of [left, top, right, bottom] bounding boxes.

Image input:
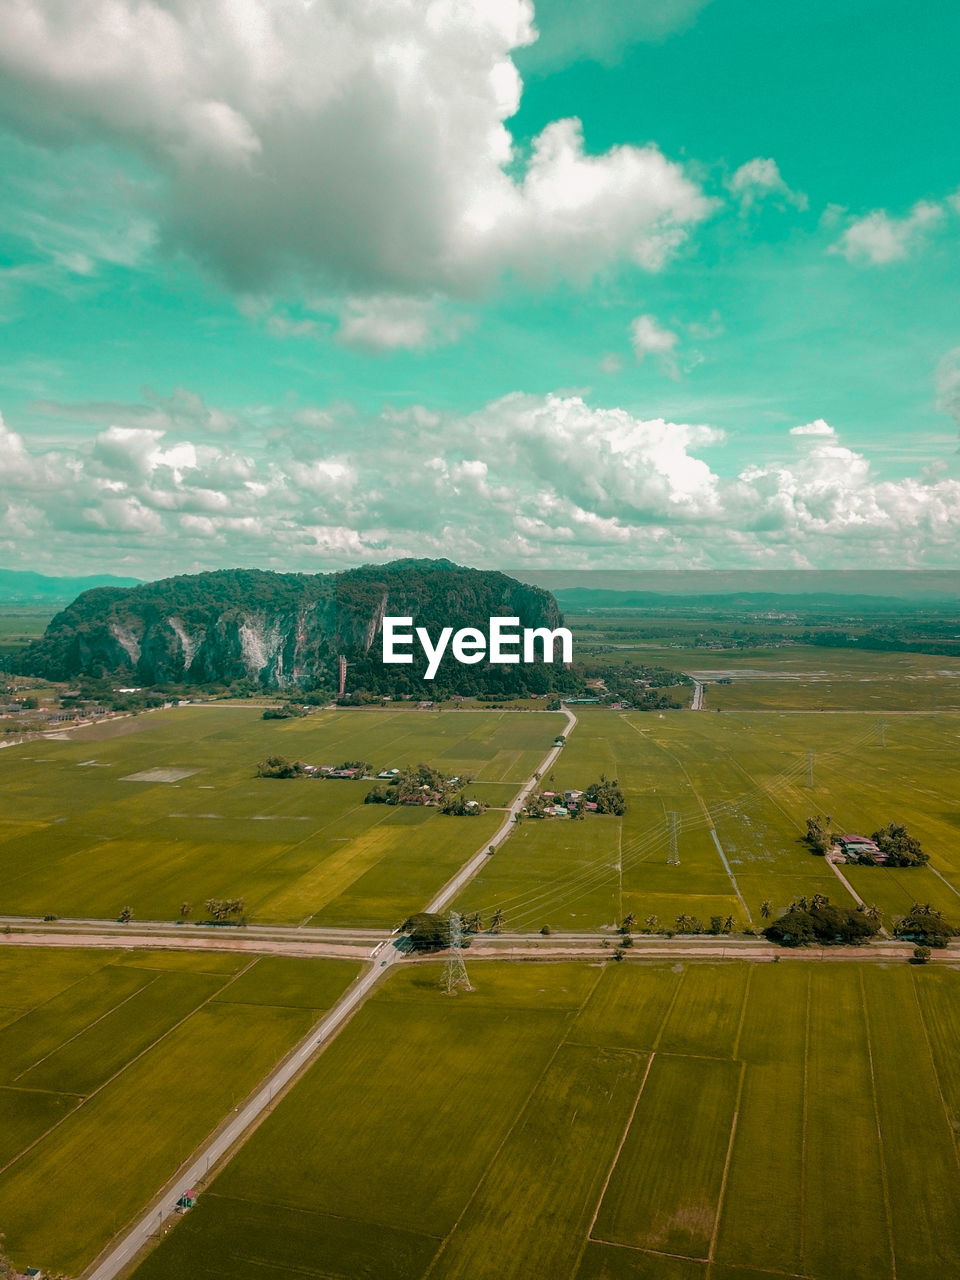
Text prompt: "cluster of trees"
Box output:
[[763, 895, 882, 946], [400, 908, 505, 949], [364, 763, 483, 815], [365, 762, 450, 805], [802, 813, 834, 856], [257, 755, 306, 778], [579, 662, 690, 709], [262, 704, 305, 720], [257, 756, 371, 778], [893, 903, 957, 948], [585, 777, 626, 815], [441, 792, 487, 816], [203, 897, 246, 924], [803, 815, 929, 867], [870, 822, 929, 866]]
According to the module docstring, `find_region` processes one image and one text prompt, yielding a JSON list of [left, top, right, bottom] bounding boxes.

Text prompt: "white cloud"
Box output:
[[7, 395, 960, 573], [0, 1, 714, 297], [337, 296, 465, 353], [630, 314, 679, 376], [727, 157, 807, 212], [832, 200, 944, 264], [789, 419, 835, 437]]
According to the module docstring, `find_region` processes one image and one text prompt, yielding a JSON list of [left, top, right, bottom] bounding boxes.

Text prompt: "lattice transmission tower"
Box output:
[[441, 911, 473, 995], [667, 811, 680, 866]]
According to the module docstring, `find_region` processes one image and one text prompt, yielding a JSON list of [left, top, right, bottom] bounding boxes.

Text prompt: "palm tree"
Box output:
[[760, 900, 772, 919], [490, 908, 505, 933], [645, 914, 659, 932], [811, 893, 829, 910], [180, 901, 191, 920], [863, 904, 882, 922], [676, 913, 692, 934], [621, 912, 636, 933], [723, 916, 735, 934]]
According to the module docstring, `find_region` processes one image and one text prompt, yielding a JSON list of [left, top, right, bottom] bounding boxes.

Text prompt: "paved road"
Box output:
[[424, 705, 577, 915], [0, 931, 373, 961], [77, 704, 580, 1279], [84, 946, 394, 1280], [690, 679, 705, 710]]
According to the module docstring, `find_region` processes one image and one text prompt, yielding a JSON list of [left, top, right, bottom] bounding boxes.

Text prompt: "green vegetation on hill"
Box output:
[[15, 560, 573, 697]]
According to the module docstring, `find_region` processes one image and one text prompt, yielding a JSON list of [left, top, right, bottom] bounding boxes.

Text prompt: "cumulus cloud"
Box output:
[[789, 419, 835, 437], [727, 158, 807, 212], [4, 395, 960, 574], [630, 314, 679, 376], [0, 0, 714, 297], [832, 200, 945, 264]]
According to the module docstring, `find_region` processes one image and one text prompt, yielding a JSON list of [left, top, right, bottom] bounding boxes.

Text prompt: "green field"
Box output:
[[567, 621, 960, 712], [0, 706, 564, 924], [0, 947, 359, 1274], [130, 959, 960, 1280], [455, 707, 960, 931]]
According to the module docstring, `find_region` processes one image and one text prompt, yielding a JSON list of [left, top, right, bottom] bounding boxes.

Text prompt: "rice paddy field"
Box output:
[[0, 947, 359, 1275], [568, 622, 960, 713], [0, 706, 565, 925], [456, 707, 960, 931], [130, 958, 960, 1280]]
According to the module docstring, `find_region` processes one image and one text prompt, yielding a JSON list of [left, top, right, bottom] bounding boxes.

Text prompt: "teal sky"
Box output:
[[0, 0, 958, 577]]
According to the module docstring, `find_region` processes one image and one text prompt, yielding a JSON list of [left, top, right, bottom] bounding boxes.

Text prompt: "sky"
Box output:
[[0, 0, 958, 579]]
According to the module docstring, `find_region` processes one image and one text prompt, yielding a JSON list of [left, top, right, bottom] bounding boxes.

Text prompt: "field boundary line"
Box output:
[[732, 959, 752, 1060], [419, 957, 604, 1280], [908, 969, 960, 1178], [859, 968, 897, 1280], [0, 957, 260, 1181], [927, 864, 960, 902], [578, 1051, 656, 1260], [577, 961, 688, 1269], [707, 1058, 747, 1271], [588, 1239, 810, 1277], [799, 968, 811, 1269], [11, 970, 164, 1083]]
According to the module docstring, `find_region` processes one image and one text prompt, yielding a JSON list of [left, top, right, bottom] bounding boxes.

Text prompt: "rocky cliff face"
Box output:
[[20, 560, 564, 691]]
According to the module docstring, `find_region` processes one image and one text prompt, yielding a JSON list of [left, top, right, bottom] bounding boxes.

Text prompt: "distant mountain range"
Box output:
[[0, 569, 142, 606], [550, 588, 952, 613], [15, 560, 570, 695]]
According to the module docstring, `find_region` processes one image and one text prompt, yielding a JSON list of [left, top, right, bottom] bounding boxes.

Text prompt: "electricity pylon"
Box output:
[[667, 811, 680, 866], [441, 910, 473, 994]]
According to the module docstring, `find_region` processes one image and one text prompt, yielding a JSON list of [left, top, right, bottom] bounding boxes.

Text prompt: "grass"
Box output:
[[0, 705, 564, 924], [0, 948, 359, 1275], [129, 959, 960, 1280], [456, 707, 960, 931]]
